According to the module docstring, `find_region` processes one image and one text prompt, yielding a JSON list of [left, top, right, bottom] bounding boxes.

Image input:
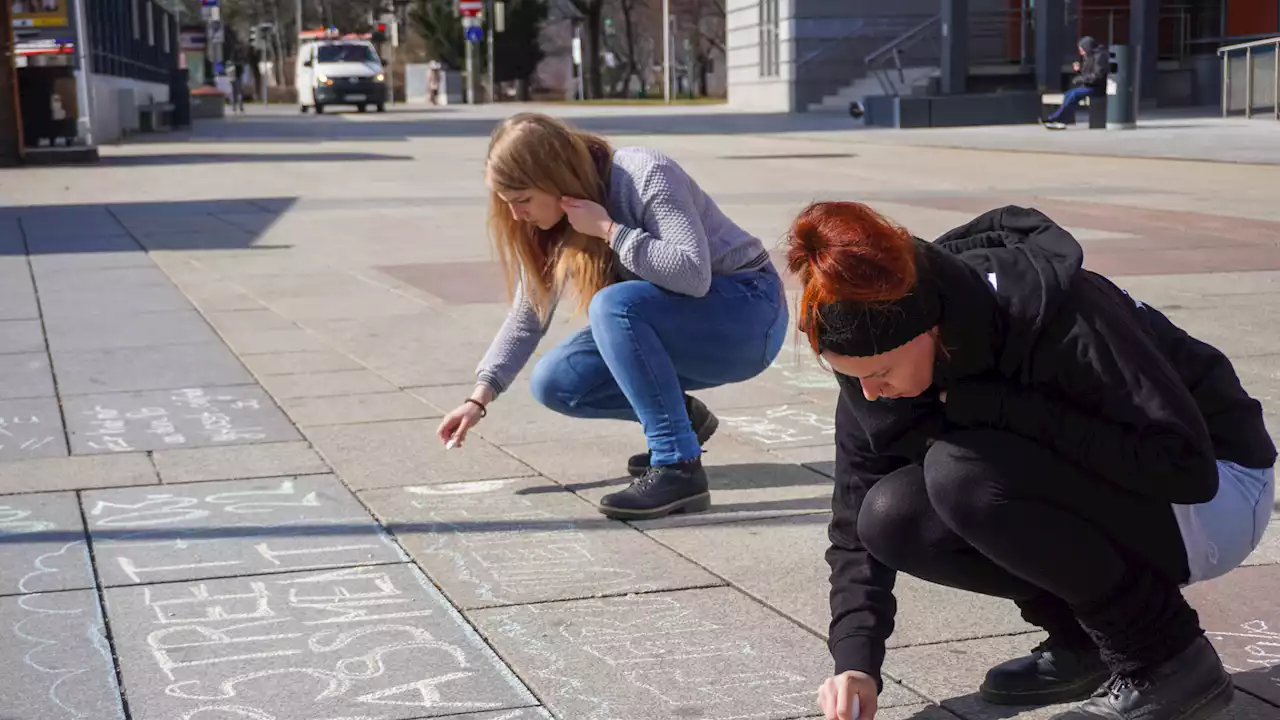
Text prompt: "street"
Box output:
[[0, 103, 1278, 720]]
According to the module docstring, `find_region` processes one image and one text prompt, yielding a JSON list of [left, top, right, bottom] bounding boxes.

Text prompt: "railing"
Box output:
[[1218, 36, 1280, 119], [862, 14, 941, 96]]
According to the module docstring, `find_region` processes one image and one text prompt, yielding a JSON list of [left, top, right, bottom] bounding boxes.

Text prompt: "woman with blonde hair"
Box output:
[[436, 113, 789, 520]]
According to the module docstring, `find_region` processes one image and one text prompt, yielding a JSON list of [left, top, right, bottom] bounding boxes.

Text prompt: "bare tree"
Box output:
[[607, 0, 650, 96], [564, 0, 606, 98], [672, 0, 723, 96]]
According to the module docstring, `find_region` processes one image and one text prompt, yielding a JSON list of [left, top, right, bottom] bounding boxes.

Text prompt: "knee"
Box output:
[[587, 281, 648, 325], [859, 466, 935, 572], [922, 431, 1005, 533], [528, 353, 576, 416]]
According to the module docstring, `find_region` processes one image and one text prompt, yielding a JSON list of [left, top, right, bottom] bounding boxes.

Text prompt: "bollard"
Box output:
[[1107, 44, 1137, 129]]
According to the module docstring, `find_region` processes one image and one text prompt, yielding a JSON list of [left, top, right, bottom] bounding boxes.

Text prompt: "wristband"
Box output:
[[465, 398, 488, 417]]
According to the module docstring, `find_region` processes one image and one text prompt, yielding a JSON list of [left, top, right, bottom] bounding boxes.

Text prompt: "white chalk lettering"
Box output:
[[91, 495, 209, 527]]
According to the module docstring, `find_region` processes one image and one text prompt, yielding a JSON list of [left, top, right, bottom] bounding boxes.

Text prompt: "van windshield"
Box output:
[[316, 44, 377, 64]]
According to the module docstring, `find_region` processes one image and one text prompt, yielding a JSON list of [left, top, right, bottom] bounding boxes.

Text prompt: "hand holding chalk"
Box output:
[[817, 671, 876, 720], [436, 398, 488, 450]]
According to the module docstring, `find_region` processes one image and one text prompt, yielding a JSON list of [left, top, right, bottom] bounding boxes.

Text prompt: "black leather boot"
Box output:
[[981, 638, 1110, 706], [599, 457, 710, 521], [627, 395, 718, 477], [1050, 636, 1233, 720]]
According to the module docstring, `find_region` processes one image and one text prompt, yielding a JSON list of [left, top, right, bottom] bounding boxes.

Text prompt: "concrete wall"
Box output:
[[88, 73, 169, 145], [727, 0, 796, 112]]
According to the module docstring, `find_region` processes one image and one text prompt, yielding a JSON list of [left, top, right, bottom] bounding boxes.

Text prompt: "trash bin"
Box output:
[[1107, 44, 1137, 129]]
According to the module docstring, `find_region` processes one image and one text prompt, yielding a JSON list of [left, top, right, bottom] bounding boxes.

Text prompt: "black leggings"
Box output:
[[860, 429, 1201, 673]]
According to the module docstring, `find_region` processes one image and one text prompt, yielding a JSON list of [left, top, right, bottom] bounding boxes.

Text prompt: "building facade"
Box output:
[[728, 0, 1280, 114]]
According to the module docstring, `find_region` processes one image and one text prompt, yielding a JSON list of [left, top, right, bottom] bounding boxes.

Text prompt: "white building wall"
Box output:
[[88, 73, 169, 144], [726, 0, 795, 112]]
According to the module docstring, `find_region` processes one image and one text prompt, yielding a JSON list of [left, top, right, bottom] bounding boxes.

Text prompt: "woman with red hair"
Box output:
[[787, 204, 1275, 720]]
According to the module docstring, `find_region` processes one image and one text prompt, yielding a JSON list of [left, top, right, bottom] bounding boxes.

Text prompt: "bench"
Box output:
[[1041, 90, 1108, 128], [138, 102, 175, 132]]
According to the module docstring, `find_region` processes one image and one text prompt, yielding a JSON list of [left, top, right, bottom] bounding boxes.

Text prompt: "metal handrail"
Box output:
[[1218, 36, 1280, 53], [795, 14, 936, 69], [1217, 36, 1279, 119], [863, 14, 941, 65]]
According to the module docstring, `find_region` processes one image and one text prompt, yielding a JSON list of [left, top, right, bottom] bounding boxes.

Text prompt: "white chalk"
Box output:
[[445, 437, 459, 450], [851, 695, 860, 720]]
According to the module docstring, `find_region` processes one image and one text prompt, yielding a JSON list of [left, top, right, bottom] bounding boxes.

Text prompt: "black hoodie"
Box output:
[[1074, 36, 1110, 90], [826, 206, 1277, 687]]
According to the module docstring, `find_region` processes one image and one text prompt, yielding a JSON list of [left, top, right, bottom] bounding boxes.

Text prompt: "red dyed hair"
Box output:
[[785, 202, 918, 353]]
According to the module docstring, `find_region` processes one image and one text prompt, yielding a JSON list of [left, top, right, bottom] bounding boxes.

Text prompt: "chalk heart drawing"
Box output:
[[114, 565, 531, 720], [721, 405, 836, 445]]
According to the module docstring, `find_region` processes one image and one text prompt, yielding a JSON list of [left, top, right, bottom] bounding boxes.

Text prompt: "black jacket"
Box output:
[[1073, 37, 1110, 90], [827, 206, 1277, 686]]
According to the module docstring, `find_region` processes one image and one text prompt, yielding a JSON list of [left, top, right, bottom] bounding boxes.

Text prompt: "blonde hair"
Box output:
[[486, 113, 615, 320]]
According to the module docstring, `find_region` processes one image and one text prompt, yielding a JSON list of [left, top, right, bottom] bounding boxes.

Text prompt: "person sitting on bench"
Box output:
[[1044, 36, 1109, 130]]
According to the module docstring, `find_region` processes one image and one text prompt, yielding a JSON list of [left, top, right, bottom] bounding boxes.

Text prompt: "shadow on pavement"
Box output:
[[0, 197, 299, 255], [98, 152, 415, 166]]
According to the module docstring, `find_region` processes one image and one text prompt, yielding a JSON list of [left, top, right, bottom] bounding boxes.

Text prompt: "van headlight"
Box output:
[[316, 73, 330, 85], [375, 73, 385, 82]]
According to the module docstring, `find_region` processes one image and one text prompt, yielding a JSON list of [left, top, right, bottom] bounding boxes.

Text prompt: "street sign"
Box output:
[[458, 0, 483, 17], [200, 0, 218, 6], [465, 25, 484, 43]]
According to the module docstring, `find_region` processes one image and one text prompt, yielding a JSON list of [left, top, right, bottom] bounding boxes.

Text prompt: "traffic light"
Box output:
[[372, 23, 387, 44]]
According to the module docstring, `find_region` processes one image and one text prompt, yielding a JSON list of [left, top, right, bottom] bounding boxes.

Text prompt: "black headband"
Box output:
[[816, 258, 941, 358]]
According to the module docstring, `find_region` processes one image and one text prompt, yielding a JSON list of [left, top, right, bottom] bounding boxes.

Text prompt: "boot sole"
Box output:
[[597, 492, 711, 521], [627, 411, 720, 478], [979, 667, 1110, 706], [1173, 674, 1233, 720]]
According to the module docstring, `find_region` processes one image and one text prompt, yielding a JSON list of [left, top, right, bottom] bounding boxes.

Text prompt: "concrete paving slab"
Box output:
[[36, 284, 195, 317], [305, 419, 535, 491], [220, 328, 333, 354], [649, 514, 1035, 645], [410, 383, 637, 445], [240, 349, 366, 376], [32, 265, 177, 293], [719, 402, 839, 451], [105, 564, 536, 720], [279, 391, 441, 427], [0, 453, 158, 494], [259, 369, 400, 399], [769, 444, 837, 478], [470, 586, 927, 720], [1186, 564, 1280, 706], [0, 397, 68, 461], [153, 440, 331, 484], [1243, 514, 1280, 567], [28, 249, 154, 272], [362, 477, 722, 608], [691, 376, 823, 412], [0, 291, 39, 321], [0, 492, 93, 596], [84, 474, 406, 586], [182, 285, 267, 312], [507, 434, 833, 529], [63, 385, 299, 454], [44, 309, 220, 351], [0, 590, 126, 720], [436, 709, 551, 720], [202, 308, 300, 334], [24, 234, 137, 256], [0, 353, 55, 399], [52, 343, 255, 396], [0, 318, 46, 354]]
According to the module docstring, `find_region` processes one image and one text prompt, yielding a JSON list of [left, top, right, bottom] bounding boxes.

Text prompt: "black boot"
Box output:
[[980, 638, 1110, 706], [1050, 636, 1233, 720], [626, 395, 719, 477], [599, 457, 710, 521]]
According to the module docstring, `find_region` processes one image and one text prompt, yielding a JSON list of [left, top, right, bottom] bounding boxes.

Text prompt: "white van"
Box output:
[[296, 40, 387, 114]]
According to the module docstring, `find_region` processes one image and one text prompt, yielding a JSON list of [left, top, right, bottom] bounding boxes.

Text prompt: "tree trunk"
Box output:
[[620, 0, 640, 98], [585, 4, 604, 99], [0, 0, 21, 164]]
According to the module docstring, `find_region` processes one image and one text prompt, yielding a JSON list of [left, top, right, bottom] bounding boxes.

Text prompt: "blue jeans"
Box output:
[[529, 268, 789, 465], [1048, 86, 1095, 122], [1174, 460, 1275, 585]]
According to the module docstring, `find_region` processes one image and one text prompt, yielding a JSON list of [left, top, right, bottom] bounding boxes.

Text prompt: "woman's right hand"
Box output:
[[817, 671, 878, 720], [436, 401, 486, 448]]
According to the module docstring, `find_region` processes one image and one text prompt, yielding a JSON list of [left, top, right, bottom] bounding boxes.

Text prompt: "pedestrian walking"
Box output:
[[787, 202, 1275, 720], [435, 112, 789, 520]]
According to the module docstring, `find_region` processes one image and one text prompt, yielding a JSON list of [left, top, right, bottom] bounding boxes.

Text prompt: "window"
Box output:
[[147, 2, 154, 46], [163, 13, 170, 53], [758, 0, 780, 77], [132, 0, 140, 40], [315, 43, 380, 63]]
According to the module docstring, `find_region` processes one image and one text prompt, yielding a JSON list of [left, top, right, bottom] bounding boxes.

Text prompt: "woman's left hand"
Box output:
[[561, 197, 615, 240]]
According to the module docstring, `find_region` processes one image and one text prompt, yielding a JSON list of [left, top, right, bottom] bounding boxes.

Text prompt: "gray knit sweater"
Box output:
[[475, 146, 770, 396]]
